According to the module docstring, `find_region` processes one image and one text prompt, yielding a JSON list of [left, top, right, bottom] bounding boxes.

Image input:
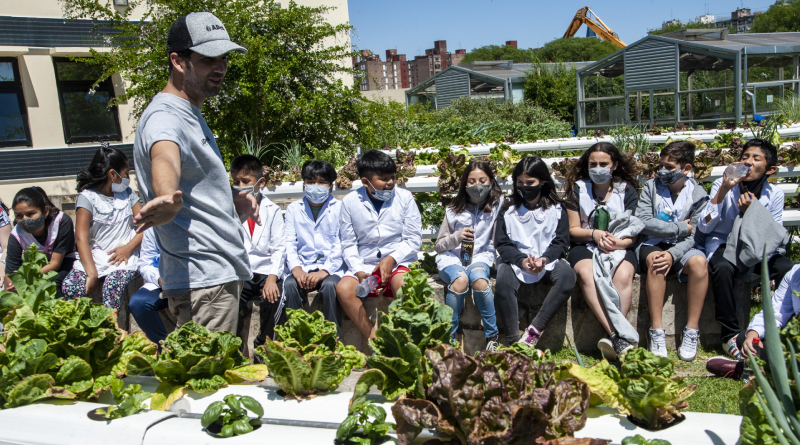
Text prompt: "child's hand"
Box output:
[[530, 257, 546, 273], [108, 244, 133, 266], [651, 252, 673, 275], [596, 231, 614, 253], [685, 219, 693, 235], [738, 191, 755, 213], [85, 275, 100, 296], [292, 267, 308, 288], [304, 270, 328, 289], [742, 331, 763, 357], [354, 271, 368, 283], [721, 162, 746, 191], [522, 256, 536, 273], [459, 227, 475, 242], [373, 255, 397, 283], [262, 276, 280, 303]]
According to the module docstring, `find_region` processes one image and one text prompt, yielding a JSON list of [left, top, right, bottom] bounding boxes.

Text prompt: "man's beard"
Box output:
[[184, 66, 221, 101]]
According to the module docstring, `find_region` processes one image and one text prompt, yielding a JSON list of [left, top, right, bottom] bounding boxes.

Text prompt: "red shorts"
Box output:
[[345, 266, 410, 298]]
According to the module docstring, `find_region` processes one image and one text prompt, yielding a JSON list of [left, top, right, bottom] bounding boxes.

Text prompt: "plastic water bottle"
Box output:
[[656, 207, 672, 222], [724, 164, 750, 180], [355, 275, 380, 298]]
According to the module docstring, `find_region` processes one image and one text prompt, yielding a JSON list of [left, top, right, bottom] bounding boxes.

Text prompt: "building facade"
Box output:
[[406, 41, 466, 88], [355, 49, 408, 91], [714, 8, 760, 33], [0, 0, 351, 203]]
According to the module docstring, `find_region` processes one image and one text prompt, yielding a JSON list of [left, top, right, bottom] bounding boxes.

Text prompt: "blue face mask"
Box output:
[[367, 179, 395, 202], [304, 184, 330, 204]]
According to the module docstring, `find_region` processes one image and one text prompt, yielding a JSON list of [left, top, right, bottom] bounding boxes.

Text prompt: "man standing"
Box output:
[[133, 12, 257, 334]]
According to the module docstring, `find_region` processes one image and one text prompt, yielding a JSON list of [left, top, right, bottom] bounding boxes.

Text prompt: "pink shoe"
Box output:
[[517, 325, 541, 346]]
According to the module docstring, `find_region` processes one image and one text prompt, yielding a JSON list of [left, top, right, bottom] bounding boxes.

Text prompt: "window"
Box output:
[[53, 58, 122, 144], [435, 64, 441, 69], [0, 57, 32, 148]]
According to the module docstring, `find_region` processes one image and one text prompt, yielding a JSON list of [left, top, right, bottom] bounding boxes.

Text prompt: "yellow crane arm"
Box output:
[[563, 6, 627, 48]]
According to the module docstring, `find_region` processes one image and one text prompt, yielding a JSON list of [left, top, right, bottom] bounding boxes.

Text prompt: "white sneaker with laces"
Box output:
[[725, 336, 743, 360], [649, 328, 668, 357], [679, 327, 700, 362]]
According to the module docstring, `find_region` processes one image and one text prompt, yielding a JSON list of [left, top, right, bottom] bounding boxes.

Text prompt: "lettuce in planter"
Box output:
[[391, 345, 592, 445], [254, 309, 365, 398], [127, 321, 267, 408], [567, 349, 696, 430], [364, 268, 456, 400]]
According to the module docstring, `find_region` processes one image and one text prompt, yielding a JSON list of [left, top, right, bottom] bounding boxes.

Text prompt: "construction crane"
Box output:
[[563, 6, 626, 48]]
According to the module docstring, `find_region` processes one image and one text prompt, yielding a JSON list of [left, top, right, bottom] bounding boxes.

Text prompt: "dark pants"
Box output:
[[709, 245, 794, 342], [495, 261, 577, 343], [736, 329, 768, 362], [283, 274, 342, 337], [129, 287, 169, 346], [240, 274, 299, 346]]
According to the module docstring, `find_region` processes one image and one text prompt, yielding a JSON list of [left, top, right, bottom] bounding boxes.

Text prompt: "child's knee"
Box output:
[[449, 275, 469, 293], [686, 255, 708, 277], [390, 271, 406, 293], [574, 262, 593, 284], [336, 279, 356, 301], [615, 263, 635, 282], [472, 278, 490, 291]]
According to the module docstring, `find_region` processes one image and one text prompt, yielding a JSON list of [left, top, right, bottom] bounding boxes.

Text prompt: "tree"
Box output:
[[649, 20, 733, 36], [459, 45, 541, 64], [539, 38, 618, 63], [751, 0, 800, 33], [523, 64, 577, 123], [61, 0, 364, 158]]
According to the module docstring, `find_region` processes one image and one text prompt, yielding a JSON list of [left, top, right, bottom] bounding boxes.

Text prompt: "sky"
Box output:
[[347, 0, 779, 57]]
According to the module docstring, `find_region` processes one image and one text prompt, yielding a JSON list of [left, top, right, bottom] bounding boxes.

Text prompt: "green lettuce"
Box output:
[[127, 321, 267, 400], [366, 268, 456, 399], [254, 309, 364, 398], [0, 245, 58, 318], [391, 345, 591, 445]]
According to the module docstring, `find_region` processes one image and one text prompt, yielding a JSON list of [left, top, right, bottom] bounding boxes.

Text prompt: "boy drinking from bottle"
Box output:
[[336, 150, 422, 340], [698, 138, 793, 360], [634, 141, 709, 362]]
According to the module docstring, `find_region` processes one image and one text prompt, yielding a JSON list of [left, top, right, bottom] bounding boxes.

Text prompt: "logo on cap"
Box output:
[[207, 24, 225, 31]]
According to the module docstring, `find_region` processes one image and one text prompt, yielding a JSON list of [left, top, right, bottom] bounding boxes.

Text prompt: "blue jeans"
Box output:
[[129, 287, 169, 346], [438, 262, 498, 340]]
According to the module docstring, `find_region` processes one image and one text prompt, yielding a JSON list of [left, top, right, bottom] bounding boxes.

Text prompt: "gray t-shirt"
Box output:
[[133, 93, 251, 292]]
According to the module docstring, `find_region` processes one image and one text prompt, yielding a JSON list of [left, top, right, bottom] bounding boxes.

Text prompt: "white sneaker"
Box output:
[[649, 328, 668, 357], [678, 327, 700, 362], [724, 336, 743, 360]]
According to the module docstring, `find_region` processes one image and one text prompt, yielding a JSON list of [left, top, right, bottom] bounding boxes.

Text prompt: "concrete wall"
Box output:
[[360, 88, 410, 103]]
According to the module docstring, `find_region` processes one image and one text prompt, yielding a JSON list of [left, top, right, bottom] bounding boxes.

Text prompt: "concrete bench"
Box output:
[[236, 272, 753, 358]]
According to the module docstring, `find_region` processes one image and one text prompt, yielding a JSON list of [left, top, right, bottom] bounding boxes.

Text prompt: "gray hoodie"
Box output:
[[634, 177, 708, 263]]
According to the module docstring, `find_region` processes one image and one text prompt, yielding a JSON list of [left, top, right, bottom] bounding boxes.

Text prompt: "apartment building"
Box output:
[[406, 41, 466, 88], [355, 49, 408, 91], [715, 8, 760, 33]]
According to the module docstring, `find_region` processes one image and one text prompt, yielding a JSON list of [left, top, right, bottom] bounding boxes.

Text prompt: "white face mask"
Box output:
[[367, 179, 395, 202], [588, 167, 613, 185], [111, 171, 130, 193], [232, 179, 263, 197], [304, 184, 330, 204]]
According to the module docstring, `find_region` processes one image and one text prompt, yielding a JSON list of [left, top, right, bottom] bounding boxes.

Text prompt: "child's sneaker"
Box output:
[[649, 328, 668, 357], [678, 327, 700, 362], [517, 325, 541, 347], [598, 334, 634, 360], [724, 336, 743, 360], [485, 334, 500, 352]]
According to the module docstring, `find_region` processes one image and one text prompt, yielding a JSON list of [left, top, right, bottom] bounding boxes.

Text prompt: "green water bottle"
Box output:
[[593, 206, 610, 232]]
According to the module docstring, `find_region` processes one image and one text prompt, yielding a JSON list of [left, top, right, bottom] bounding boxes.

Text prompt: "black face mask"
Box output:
[[742, 174, 768, 195], [517, 185, 542, 202]]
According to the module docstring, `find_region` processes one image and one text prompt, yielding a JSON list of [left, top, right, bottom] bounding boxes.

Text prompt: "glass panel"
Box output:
[[0, 93, 25, 141], [55, 61, 105, 82], [584, 74, 625, 99], [61, 90, 117, 138], [679, 90, 735, 121], [629, 92, 650, 125], [747, 55, 794, 83], [0, 62, 15, 82], [653, 89, 675, 122], [754, 84, 783, 113], [584, 98, 626, 127]]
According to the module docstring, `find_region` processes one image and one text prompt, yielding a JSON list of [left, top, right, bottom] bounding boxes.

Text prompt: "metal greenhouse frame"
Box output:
[[576, 29, 800, 131]]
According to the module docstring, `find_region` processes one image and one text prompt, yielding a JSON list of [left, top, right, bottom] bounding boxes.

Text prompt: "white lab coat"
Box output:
[[243, 196, 286, 278], [138, 229, 161, 291], [284, 195, 344, 277], [748, 264, 800, 338], [339, 187, 422, 274]]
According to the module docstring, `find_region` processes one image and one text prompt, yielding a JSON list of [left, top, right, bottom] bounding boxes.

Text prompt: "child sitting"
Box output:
[[434, 161, 503, 350], [230, 155, 294, 346], [337, 149, 422, 340], [284, 160, 345, 335], [494, 156, 576, 352], [698, 138, 793, 360], [0, 199, 10, 289], [635, 141, 709, 361], [63, 146, 143, 308], [129, 228, 169, 346], [707, 264, 800, 379], [4, 187, 77, 298]]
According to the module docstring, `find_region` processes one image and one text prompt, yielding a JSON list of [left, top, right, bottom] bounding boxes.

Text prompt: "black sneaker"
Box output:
[[485, 334, 500, 352], [598, 334, 634, 360]]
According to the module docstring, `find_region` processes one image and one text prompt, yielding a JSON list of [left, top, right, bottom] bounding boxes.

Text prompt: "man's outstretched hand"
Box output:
[[233, 189, 261, 225], [135, 191, 183, 233]]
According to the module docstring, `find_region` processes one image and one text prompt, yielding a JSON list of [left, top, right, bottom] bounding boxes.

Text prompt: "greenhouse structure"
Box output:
[[576, 29, 800, 131]]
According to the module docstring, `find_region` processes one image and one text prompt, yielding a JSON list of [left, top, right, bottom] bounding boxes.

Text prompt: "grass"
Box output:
[[548, 340, 747, 415]]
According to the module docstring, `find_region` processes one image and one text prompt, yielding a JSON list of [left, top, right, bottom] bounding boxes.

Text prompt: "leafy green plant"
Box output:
[[488, 143, 521, 179], [335, 157, 359, 190], [0, 245, 59, 317], [127, 321, 267, 408], [496, 342, 553, 362], [551, 158, 579, 179], [778, 142, 800, 167], [611, 124, 650, 155], [567, 348, 697, 430], [748, 116, 783, 148], [278, 140, 304, 183], [622, 435, 671, 445], [304, 142, 353, 170], [201, 394, 263, 438], [394, 149, 417, 186], [95, 383, 152, 420], [437, 151, 468, 194], [356, 268, 455, 399], [336, 401, 395, 445], [392, 344, 592, 444], [230, 133, 275, 165], [255, 309, 364, 398], [418, 253, 438, 276], [413, 192, 446, 232], [738, 248, 800, 445]]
